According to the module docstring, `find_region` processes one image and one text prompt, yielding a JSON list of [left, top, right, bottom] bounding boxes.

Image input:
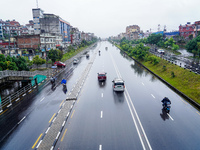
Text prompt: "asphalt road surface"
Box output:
[[1, 41, 200, 150]]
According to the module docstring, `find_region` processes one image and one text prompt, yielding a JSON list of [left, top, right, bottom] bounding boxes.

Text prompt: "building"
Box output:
[[165, 31, 179, 38], [26, 20, 34, 35], [71, 27, 81, 45], [194, 21, 200, 37], [126, 25, 140, 40], [32, 8, 44, 34], [0, 22, 3, 39], [15, 34, 40, 55], [32, 9, 71, 48], [179, 22, 195, 38]]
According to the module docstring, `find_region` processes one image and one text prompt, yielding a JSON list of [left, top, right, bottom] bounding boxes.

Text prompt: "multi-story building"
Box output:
[[15, 34, 40, 50], [126, 25, 140, 40], [71, 27, 81, 45], [32, 9, 71, 48], [179, 22, 195, 38], [0, 22, 3, 39], [26, 20, 34, 35], [32, 8, 44, 34], [194, 21, 200, 37]]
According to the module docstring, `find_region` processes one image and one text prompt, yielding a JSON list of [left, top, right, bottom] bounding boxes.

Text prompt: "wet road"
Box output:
[[1, 41, 200, 150], [55, 41, 200, 150], [0, 45, 96, 150]]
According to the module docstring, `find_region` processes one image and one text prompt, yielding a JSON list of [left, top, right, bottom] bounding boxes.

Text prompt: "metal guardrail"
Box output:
[[0, 83, 32, 112], [0, 70, 53, 79]]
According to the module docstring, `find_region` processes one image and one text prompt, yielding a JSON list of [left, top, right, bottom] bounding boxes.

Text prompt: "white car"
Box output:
[[112, 78, 125, 92], [73, 58, 79, 64]]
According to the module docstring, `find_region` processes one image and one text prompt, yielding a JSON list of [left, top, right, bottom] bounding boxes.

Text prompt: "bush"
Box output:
[[171, 71, 175, 78]]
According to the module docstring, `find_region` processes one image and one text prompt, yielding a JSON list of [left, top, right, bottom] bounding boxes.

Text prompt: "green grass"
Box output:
[[30, 68, 48, 71], [142, 58, 200, 104], [61, 46, 89, 62], [115, 43, 200, 104]]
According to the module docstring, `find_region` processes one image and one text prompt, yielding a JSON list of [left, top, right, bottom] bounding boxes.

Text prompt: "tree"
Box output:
[[7, 61, 18, 70], [0, 54, 6, 62], [48, 49, 63, 63], [33, 55, 46, 69]]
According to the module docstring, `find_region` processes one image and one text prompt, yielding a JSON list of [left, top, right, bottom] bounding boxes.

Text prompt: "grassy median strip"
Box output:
[[142, 58, 200, 104], [115, 44, 200, 104]]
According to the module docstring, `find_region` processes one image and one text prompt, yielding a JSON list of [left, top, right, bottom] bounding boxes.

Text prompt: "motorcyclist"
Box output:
[[161, 97, 171, 107], [50, 76, 55, 84], [61, 78, 67, 94], [61, 78, 67, 85]]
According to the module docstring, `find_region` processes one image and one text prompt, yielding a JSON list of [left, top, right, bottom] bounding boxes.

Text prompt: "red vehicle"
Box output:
[[97, 72, 107, 81], [54, 61, 66, 67]]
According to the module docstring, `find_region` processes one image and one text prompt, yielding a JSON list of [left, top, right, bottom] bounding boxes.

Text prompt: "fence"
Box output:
[[0, 83, 32, 112], [0, 70, 53, 79]]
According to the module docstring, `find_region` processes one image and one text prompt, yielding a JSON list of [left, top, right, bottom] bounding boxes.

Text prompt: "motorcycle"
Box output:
[[162, 102, 171, 113], [62, 83, 67, 94]]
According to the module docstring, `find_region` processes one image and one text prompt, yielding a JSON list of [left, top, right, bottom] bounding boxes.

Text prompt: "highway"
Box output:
[[1, 41, 200, 150]]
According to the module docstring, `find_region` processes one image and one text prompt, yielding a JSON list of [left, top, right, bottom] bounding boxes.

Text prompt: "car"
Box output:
[[97, 72, 107, 81], [54, 61, 66, 67], [73, 58, 79, 64], [112, 78, 125, 92], [157, 49, 165, 55], [86, 54, 89, 58]]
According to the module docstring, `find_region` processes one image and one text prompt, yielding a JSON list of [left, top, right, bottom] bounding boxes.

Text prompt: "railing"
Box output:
[[0, 70, 53, 79], [0, 83, 32, 112]]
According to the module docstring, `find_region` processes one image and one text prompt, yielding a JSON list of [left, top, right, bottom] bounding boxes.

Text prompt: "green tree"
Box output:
[[15, 56, 29, 71], [7, 61, 18, 70], [0, 62, 7, 71], [33, 55, 46, 69], [48, 49, 63, 63], [147, 33, 163, 45], [0, 54, 6, 62]]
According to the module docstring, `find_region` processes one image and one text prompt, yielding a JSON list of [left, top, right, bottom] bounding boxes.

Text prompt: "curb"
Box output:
[[116, 46, 200, 109]]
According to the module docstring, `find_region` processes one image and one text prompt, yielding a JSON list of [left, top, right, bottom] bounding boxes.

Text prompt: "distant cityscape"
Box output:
[[0, 8, 97, 59], [110, 21, 200, 41]]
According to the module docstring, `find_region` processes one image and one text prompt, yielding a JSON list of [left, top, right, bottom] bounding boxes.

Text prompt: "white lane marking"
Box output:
[[15, 98, 20, 102], [36, 140, 42, 149], [110, 51, 152, 150], [99, 145, 102, 150], [18, 116, 26, 124], [151, 94, 155, 99], [7, 104, 12, 108], [22, 93, 26, 97], [34, 86, 36, 88], [28, 89, 31, 92], [102, 82, 103, 86], [101, 93, 103, 97], [124, 92, 146, 149], [167, 113, 174, 121], [100, 111, 103, 118], [142, 82, 144, 86], [45, 127, 50, 134], [40, 97, 45, 102]]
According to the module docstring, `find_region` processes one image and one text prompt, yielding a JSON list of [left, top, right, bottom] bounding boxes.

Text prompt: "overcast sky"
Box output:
[[1, 0, 200, 38]]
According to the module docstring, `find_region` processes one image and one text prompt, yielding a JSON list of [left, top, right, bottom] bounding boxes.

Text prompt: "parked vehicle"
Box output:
[[86, 54, 89, 58], [54, 61, 66, 67], [97, 72, 107, 81], [157, 49, 165, 55], [73, 58, 79, 64], [112, 78, 125, 92]]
